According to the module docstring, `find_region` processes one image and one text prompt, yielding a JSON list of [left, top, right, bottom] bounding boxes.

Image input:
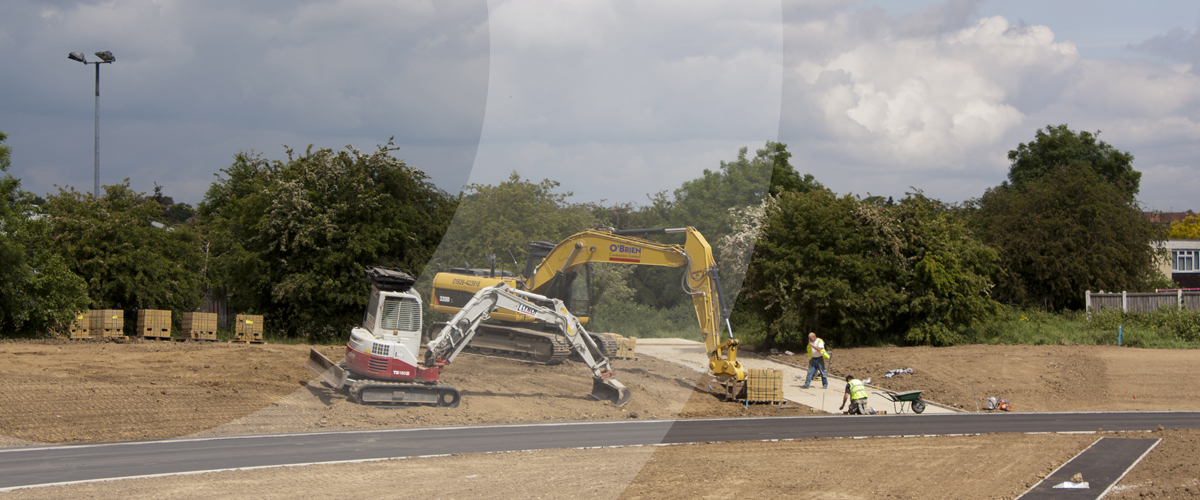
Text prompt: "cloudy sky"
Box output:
[[2, 0, 1198, 212]]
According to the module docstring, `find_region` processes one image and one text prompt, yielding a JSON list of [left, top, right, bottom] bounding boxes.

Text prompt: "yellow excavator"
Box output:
[[431, 227, 751, 399]]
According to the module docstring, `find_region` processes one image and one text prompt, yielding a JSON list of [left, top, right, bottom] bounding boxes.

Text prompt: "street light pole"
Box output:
[[68, 51, 115, 198], [93, 61, 99, 199]]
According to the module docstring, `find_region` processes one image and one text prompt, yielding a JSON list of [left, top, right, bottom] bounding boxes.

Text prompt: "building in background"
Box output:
[[1159, 240, 1200, 289], [1144, 211, 1196, 225]]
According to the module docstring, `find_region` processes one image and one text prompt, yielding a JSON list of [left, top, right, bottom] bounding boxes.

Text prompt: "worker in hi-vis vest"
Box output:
[[801, 332, 830, 389], [840, 374, 870, 414]]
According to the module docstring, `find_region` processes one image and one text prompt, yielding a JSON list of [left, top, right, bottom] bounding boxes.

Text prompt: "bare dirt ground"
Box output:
[[0, 339, 799, 445], [776, 344, 1200, 413], [2, 339, 1198, 499]]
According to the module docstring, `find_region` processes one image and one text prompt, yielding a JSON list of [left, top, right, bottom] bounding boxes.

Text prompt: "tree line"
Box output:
[[0, 126, 1172, 349]]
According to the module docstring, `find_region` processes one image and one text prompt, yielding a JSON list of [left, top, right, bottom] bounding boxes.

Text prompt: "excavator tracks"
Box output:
[[348, 378, 461, 407], [567, 332, 620, 362], [427, 322, 572, 365], [590, 333, 619, 359]]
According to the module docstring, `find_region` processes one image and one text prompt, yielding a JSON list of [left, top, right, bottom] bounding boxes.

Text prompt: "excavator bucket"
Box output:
[[304, 348, 347, 389], [591, 377, 632, 406]]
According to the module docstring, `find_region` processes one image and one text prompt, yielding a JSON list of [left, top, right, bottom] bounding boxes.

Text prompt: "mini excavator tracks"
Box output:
[[348, 378, 462, 408]]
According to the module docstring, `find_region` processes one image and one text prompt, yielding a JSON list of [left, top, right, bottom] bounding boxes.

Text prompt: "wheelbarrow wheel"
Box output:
[[912, 400, 926, 414]]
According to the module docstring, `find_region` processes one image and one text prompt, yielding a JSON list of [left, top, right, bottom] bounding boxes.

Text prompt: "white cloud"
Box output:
[[794, 16, 1077, 170], [465, 0, 783, 204], [1066, 59, 1200, 117], [481, 0, 783, 144], [778, 6, 1200, 211]]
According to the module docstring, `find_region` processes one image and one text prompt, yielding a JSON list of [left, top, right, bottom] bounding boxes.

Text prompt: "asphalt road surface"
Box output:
[[2, 412, 1197, 491], [1017, 437, 1162, 500]]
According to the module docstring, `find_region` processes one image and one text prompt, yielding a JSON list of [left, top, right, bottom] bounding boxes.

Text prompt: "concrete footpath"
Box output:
[[635, 338, 960, 415]]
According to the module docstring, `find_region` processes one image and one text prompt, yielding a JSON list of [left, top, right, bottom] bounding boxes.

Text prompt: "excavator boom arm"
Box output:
[[527, 227, 745, 382], [426, 284, 632, 405], [525, 230, 688, 293]]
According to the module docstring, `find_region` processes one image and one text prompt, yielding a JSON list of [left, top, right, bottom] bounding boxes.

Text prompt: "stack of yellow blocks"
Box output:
[[234, 314, 264, 343], [745, 368, 785, 404], [137, 309, 172, 340], [89, 309, 124, 338], [615, 336, 637, 359], [68, 311, 92, 339], [181, 312, 218, 341]]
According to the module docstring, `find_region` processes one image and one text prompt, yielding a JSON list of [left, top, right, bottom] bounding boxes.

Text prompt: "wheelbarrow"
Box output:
[[874, 390, 927, 414]]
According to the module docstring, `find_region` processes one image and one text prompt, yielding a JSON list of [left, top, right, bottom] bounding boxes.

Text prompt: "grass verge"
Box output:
[[960, 306, 1200, 348]]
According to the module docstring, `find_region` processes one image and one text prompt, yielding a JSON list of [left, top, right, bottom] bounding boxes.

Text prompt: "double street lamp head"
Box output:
[[66, 49, 115, 199], [67, 50, 115, 64]]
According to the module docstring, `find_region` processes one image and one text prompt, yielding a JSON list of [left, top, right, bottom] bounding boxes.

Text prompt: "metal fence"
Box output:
[[1086, 290, 1200, 314], [200, 291, 232, 328]]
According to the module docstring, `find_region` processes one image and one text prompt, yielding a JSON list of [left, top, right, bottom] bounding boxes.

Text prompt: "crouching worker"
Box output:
[[839, 374, 869, 415]]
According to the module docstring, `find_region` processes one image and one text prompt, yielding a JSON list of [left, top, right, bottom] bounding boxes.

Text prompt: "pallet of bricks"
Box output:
[[89, 309, 125, 338], [180, 312, 218, 341], [67, 311, 92, 339], [745, 368, 785, 404], [137, 309, 172, 341], [608, 333, 637, 360], [233, 314, 265, 344]]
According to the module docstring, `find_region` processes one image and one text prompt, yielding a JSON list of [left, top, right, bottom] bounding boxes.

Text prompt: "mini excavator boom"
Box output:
[[426, 283, 631, 406]]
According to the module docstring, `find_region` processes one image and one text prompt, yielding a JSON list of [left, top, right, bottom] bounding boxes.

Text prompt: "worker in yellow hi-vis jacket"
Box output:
[[801, 332, 830, 389], [839, 375, 869, 414]]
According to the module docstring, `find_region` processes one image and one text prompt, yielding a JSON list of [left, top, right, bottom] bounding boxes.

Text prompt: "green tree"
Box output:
[[0, 130, 9, 172], [764, 141, 822, 197], [44, 181, 204, 314], [740, 189, 903, 347], [738, 189, 1000, 348], [1007, 124, 1140, 199], [970, 163, 1165, 310], [631, 142, 820, 309], [0, 131, 91, 336], [718, 195, 776, 305], [890, 194, 1001, 345], [670, 141, 818, 241], [200, 142, 456, 340], [148, 183, 197, 224], [1169, 215, 1200, 239], [431, 172, 596, 275]]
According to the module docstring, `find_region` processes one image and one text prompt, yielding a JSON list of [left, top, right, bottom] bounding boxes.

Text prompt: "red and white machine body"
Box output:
[[344, 284, 442, 383]]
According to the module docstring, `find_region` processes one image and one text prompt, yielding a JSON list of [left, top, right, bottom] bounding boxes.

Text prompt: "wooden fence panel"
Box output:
[[1087, 291, 1200, 313], [1126, 293, 1179, 313], [1090, 294, 1124, 312], [1185, 293, 1200, 311]]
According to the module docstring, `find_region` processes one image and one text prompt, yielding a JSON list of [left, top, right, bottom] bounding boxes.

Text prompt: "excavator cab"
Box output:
[[525, 240, 593, 320], [523, 240, 556, 277]]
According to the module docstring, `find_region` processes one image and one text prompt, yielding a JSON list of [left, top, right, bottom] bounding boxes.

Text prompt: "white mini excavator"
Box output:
[[305, 267, 630, 407]]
